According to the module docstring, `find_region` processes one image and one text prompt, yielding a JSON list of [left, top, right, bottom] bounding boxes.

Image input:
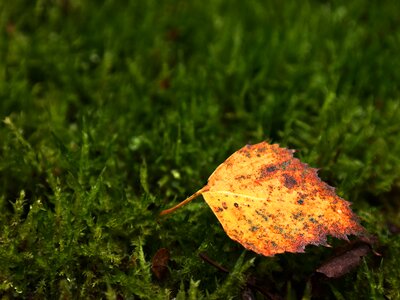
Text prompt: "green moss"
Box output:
[[1, 0, 400, 298]]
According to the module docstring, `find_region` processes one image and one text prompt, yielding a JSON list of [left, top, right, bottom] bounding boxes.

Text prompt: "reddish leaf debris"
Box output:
[[316, 239, 379, 278], [151, 248, 170, 280]]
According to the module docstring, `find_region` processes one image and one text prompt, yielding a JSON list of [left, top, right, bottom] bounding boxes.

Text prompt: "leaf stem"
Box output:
[[159, 186, 208, 216]]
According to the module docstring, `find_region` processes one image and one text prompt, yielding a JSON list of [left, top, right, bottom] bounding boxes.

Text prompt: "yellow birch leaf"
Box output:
[[160, 142, 366, 256]]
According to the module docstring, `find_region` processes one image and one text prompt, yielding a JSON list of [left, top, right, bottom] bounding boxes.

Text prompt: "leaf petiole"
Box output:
[[159, 186, 208, 216]]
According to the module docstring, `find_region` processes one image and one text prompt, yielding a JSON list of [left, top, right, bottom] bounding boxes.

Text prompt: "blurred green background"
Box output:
[[1, 0, 399, 299]]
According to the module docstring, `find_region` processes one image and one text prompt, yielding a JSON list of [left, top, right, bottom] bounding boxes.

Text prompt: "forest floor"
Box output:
[[1, 1, 400, 299]]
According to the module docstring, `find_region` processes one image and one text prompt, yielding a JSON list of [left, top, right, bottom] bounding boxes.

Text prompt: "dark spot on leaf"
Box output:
[[255, 210, 269, 221], [297, 199, 304, 205], [222, 202, 228, 209], [280, 160, 291, 169], [215, 207, 223, 212], [242, 150, 251, 158], [283, 173, 297, 189], [250, 226, 259, 232], [234, 203, 239, 208], [274, 226, 284, 233], [292, 211, 304, 220], [235, 174, 250, 180], [259, 165, 278, 179], [257, 146, 267, 152], [309, 217, 317, 223]]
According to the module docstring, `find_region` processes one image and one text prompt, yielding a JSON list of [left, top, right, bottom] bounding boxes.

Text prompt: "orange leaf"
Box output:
[[160, 142, 366, 256]]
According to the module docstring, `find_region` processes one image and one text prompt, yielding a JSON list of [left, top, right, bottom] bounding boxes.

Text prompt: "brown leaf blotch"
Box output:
[[235, 174, 250, 181], [250, 226, 259, 232], [292, 211, 305, 220], [258, 165, 278, 180], [255, 210, 269, 221], [283, 173, 297, 189]]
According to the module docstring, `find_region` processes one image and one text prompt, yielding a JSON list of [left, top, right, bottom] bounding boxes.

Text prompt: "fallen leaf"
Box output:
[[160, 142, 366, 256], [316, 242, 372, 278], [151, 248, 170, 280]]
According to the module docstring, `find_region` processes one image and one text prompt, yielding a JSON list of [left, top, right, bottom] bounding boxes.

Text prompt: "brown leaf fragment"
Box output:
[[316, 242, 371, 278], [151, 248, 170, 280]]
